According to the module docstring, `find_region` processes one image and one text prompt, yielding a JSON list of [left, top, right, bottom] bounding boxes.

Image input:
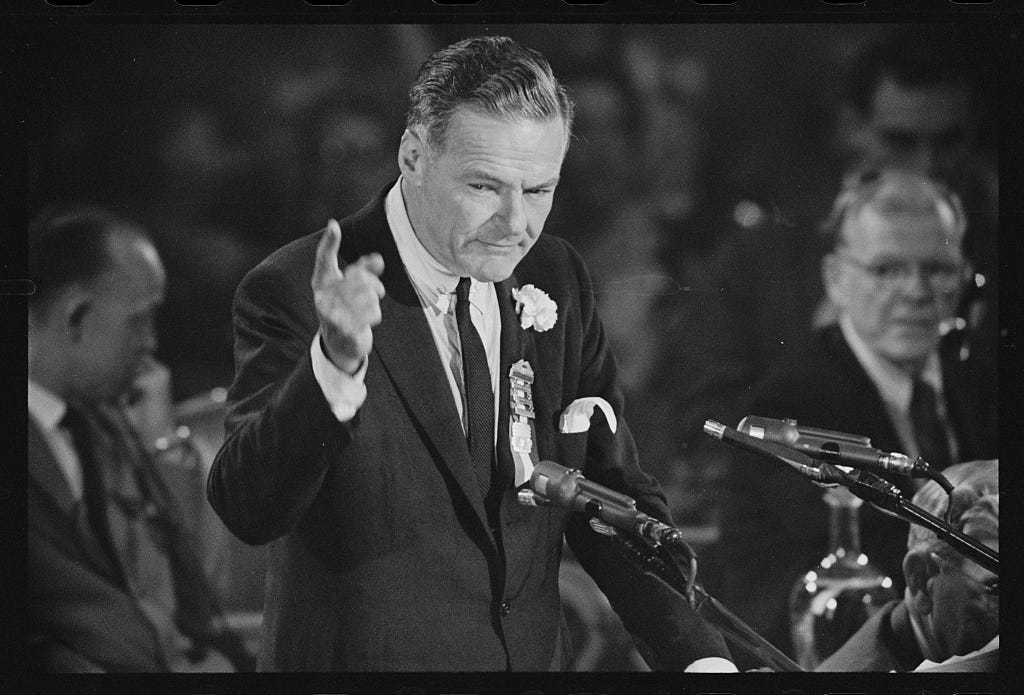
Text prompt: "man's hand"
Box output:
[[312, 219, 386, 374], [122, 356, 176, 445]]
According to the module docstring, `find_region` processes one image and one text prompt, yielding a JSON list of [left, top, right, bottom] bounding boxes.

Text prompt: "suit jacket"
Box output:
[[207, 187, 731, 671], [27, 404, 251, 672], [712, 324, 997, 661]]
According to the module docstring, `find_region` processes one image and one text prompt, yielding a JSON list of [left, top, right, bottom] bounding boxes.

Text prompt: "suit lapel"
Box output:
[[27, 417, 77, 520], [358, 199, 493, 539], [27, 415, 126, 582]]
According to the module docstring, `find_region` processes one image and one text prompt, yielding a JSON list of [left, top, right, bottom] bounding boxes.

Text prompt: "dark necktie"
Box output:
[[455, 277, 495, 498], [909, 379, 954, 471], [61, 406, 122, 570]]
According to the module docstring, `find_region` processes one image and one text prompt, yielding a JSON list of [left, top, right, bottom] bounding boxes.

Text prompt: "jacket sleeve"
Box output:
[[206, 255, 354, 545], [554, 240, 734, 668]]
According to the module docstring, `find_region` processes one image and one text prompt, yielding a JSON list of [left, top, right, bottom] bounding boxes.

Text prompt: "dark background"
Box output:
[[21, 19, 1003, 539]]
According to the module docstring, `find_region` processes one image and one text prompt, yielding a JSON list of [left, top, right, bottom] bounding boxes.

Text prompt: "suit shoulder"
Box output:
[[519, 234, 587, 281]]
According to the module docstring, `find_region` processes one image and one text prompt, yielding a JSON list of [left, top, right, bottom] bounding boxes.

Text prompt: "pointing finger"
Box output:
[[312, 219, 343, 284]]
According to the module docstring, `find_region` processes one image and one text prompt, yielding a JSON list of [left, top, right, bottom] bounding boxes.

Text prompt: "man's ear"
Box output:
[[62, 289, 92, 343], [904, 550, 938, 616], [398, 127, 428, 185]]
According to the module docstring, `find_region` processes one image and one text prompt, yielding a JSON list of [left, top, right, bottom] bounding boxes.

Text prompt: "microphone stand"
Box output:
[[703, 420, 999, 575], [603, 525, 804, 672], [834, 466, 999, 575]]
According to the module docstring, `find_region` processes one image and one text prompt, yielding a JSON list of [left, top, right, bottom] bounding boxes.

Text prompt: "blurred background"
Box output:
[[24, 22, 1000, 668]]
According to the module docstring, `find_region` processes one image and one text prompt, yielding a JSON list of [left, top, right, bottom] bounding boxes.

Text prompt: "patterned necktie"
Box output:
[[455, 277, 495, 498], [61, 405, 122, 571], [909, 379, 954, 471]]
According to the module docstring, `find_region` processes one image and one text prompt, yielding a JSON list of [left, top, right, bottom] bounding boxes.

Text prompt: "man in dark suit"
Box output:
[[207, 35, 736, 672], [27, 205, 252, 672], [638, 26, 996, 517], [712, 169, 997, 662]]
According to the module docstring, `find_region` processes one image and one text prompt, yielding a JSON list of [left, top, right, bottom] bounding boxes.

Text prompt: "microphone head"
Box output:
[[530, 460, 578, 506]]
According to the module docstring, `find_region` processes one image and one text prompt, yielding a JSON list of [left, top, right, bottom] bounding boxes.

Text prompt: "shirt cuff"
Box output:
[[310, 330, 368, 422], [684, 657, 739, 673]]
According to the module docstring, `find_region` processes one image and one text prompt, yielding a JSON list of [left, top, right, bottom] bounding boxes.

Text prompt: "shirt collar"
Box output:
[[839, 315, 944, 413], [386, 178, 463, 314], [28, 378, 67, 432]]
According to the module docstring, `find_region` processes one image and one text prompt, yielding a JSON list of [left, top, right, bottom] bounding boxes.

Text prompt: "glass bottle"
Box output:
[[788, 486, 898, 670]]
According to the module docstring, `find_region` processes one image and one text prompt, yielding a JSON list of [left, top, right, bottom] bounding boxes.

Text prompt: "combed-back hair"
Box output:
[[819, 167, 966, 251], [907, 459, 998, 564], [28, 204, 144, 314], [406, 35, 575, 152]]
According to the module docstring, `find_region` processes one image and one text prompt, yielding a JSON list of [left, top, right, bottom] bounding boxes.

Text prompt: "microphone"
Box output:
[[737, 416, 930, 478], [528, 460, 686, 548], [702, 420, 839, 484]]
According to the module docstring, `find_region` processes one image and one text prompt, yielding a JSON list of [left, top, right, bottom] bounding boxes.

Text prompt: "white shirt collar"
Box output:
[[28, 378, 67, 432], [386, 178, 481, 315], [838, 314, 944, 413]]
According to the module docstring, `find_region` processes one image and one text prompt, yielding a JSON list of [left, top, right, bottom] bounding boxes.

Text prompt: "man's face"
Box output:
[[401, 107, 567, 282], [928, 535, 999, 659], [825, 204, 966, 368], [855, 76, 975, 182], [69, 235, 166, 401]]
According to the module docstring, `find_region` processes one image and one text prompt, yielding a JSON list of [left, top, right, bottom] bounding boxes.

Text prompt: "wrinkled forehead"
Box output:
[[842, 200, 963, 256]]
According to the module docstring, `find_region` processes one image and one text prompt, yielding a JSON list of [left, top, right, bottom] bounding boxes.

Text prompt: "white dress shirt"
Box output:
[[312, 178, 501, 441], [28, 379, 83, 500], [310, 182, 737, 673]]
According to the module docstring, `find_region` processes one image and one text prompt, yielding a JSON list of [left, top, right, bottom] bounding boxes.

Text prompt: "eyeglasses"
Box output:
[[931, 552, 998, 599], [835, 251, 968, 293]]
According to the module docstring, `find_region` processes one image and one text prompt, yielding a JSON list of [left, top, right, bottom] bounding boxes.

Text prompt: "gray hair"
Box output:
[[907, 459, 998, 563], [406, 35, 575, 153], [820, 167, 967, 251]]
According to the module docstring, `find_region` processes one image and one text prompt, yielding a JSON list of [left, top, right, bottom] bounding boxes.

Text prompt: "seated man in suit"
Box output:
[[207, 35, 737, 672], [638, 25, 996, 520], [818, 459, 998, 672], [27, 205, 252, 672], [713, 168, 997, 661]]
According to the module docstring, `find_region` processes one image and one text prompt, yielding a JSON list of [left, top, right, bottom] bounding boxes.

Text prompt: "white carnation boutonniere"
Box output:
[[512, 284, 558, 332]]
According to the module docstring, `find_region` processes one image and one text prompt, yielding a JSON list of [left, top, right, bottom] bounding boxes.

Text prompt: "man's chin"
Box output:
[[465, 257, 522, 283]]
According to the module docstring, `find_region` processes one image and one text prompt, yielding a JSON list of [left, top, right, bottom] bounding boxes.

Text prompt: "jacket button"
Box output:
[[499, 600, 511, 617]]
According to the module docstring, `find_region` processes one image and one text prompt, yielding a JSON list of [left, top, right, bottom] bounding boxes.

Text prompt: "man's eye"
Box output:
[[469, 183, 494, 192], [526, 189, 552, 197]]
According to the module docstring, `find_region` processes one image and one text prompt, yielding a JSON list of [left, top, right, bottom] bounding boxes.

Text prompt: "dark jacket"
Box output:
[[713, 323, 997, 660], [207, 187, 731, 671]]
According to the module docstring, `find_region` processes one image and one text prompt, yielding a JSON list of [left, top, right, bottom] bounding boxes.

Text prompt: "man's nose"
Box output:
[[902, 264, 935, 298], [497, 190, 528, 236]]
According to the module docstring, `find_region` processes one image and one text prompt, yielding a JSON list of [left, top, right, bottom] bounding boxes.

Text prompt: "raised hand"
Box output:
[[122, 355, 176, 445], [311, 219, 386, 374]]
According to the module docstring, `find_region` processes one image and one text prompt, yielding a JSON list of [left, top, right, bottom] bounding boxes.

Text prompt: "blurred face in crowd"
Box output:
[[65, 234, 166, 402], [399, 106, 567, 282], [852, 76, 975, 183], [824, 199, 967, 370], [908, 526, 998, 660]]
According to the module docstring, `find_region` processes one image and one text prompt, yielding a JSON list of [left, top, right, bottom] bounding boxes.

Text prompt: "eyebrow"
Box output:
[[464, 170, 560, 190]]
